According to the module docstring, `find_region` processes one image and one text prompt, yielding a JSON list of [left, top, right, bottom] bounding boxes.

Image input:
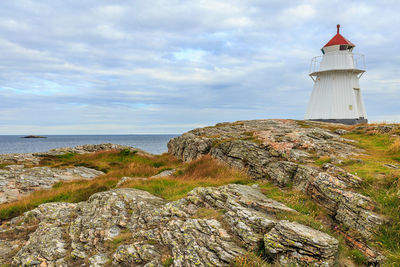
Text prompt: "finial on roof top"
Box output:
[[337, 24, 340, 34]]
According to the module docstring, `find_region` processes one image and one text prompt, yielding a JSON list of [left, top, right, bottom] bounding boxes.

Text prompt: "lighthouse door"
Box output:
[[353, 88, 363, 117]]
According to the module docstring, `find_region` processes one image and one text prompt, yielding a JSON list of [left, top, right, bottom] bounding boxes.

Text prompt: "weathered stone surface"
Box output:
[[115, 176, 147, 187], [0, 165, 104, 204], [0, 153, 40, 165], [0, 143, 149, 166], [149, 169, 175, 178], [6, 185, 338, 266], [168, 119, 360, 164], [264, 220, 339, 266], [168, 119, 385, 243], [40, 143, 147, 157]]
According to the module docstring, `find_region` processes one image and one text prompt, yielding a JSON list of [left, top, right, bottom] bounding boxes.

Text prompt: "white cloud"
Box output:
[[0, 0, 399, 134]]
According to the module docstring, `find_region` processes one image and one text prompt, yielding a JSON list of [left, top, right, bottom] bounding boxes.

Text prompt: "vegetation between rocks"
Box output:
[[2, 122, 400, 266], [0, 151, 251, 220], [340, 129, 400, 264]]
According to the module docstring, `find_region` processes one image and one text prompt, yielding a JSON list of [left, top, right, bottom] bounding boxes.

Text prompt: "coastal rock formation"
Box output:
[[168, 120, 385, 253], [41, 143, 146, 156], [2, 184, 339, 266], [0, 165, 104, 204], [0, 143, 147, 166], [264, 220, 338, 266]]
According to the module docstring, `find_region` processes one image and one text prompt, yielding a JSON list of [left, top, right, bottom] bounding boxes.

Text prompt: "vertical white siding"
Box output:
[[305, 50, 367, 121], [305, 71, 366, 119]]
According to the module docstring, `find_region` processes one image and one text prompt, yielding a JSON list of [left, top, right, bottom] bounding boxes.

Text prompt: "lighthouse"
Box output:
[[305, 25, 367, 125]]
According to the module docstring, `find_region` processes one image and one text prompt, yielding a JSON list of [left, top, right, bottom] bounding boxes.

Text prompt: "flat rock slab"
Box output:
[[0, 165, 104, 204]]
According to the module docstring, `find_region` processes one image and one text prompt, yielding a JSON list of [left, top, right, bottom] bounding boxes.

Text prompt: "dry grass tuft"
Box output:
[[178, 155, 247, 180], [233, 252, 269, 267], [389, 138, 400, 154], [120, 155, 251, 201]]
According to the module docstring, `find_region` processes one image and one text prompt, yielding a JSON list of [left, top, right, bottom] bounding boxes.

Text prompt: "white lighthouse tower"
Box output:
[[305, 25, 367, 125]]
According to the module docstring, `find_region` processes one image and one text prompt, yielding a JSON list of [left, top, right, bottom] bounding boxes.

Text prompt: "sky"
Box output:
[[0, 0, 399, 134]]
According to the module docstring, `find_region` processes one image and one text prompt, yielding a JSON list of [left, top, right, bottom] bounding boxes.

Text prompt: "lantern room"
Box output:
[[321, 24, 355, 54]]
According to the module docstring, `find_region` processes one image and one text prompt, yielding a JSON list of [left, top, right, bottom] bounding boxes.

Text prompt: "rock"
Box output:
[[167, 119, 385, 244], [265, 161, 298, 187], [0, 143, 150, 166], [384, 163, 399, 169], [264, 220, 339, 266], [321, 163, 362, 187], [169, 119, 360, 168], [89, 254, 110, 267], [334, 129, 348, 135], [7, 185, 339, 266], [112, 243, 161, 266], [38, 143, 149, 157], [168, 133, 212, 162], [149, 169, 175, 178], [115, 176, 147, 187], [168, 120, 392, 261], [0, 165, 104, 204], [0, 153, 40, 165]]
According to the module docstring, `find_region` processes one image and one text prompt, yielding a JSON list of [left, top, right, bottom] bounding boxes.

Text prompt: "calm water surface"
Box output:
[[0, 135, 178, 155]]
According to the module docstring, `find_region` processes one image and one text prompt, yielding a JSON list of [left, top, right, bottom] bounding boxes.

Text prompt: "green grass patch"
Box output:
[[0, 182, 110, 220], [162, 257, 174, 267], [315, 156, 332, 166], [341, 130, 400, 265]]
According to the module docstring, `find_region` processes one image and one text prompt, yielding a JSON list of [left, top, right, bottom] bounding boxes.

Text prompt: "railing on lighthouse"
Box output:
[[309, 52, 365, 74]]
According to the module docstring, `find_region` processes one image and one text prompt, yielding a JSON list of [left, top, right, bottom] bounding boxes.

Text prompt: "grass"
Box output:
[[233, 252, 270, 267], [0, 152, 250, 220], [389, 138, 400, 154], [119, 155, 252, 201], [2, 124, 400, 265], [339, 129, 400, 265], [258, 180, 374, 266], [315, 156, 332, 166], [192, 207, 225, 221]]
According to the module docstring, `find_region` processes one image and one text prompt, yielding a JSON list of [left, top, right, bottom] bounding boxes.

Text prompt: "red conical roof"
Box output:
[[323, 24, 355, 48]]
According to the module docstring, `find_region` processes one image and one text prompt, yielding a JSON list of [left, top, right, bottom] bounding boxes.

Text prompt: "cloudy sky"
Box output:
[[0, 0, 399, 134]]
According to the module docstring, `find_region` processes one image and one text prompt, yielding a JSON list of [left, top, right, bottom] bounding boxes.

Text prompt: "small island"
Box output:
[[22, 135, 47, 138]]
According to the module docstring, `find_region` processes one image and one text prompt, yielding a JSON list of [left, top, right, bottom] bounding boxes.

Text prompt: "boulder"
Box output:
[[264, 220, 339, 266]]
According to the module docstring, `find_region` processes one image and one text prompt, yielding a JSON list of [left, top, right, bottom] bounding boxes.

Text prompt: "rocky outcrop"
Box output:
[[0, 165, 104, 204], [0, 143, 148, 166], [264, 220, 338, 266], [168, 120, 385, 254], [2, 184, 339, 266], [40, 143, 145, 156]]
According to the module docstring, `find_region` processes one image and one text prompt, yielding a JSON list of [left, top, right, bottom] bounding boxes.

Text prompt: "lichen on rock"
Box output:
[[7, 184, 340, 266]]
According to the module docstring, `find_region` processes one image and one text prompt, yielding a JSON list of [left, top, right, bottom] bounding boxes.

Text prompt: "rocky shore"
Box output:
[[0, 143, 147, 166], [0, 121, 397, 266], [0, 144, 143, 205], [168, 119, 387, 263]]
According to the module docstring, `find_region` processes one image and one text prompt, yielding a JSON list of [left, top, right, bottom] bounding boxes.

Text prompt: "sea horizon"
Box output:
[[0, 134, 178, 155]]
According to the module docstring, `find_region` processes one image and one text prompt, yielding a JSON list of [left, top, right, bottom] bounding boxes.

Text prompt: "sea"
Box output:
[[0, 135, 178, 155]]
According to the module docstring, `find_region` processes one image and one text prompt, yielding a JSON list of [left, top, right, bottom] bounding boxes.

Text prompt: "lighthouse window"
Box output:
[[349, 105, 353, 110], [340, 45, 348, 50]]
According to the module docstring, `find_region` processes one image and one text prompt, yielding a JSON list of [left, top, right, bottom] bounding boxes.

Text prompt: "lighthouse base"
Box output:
[[308, 118, 368, 125]]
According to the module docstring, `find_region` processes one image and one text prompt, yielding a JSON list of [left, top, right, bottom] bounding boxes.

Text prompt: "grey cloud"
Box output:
[[0, 0, 399, 134]]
